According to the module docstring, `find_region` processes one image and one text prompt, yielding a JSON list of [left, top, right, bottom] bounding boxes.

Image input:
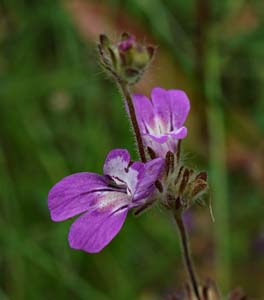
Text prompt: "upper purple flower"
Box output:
[[48, 149, 164, 253], [132, 87, 190, 157]]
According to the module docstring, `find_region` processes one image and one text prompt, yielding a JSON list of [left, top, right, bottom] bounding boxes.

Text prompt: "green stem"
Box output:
[[118, 83, 147, 162], [175, 213, 201, 300]]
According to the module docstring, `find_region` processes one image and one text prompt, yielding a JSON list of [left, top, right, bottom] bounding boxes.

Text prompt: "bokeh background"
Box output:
[[1, 0, 264, 299]]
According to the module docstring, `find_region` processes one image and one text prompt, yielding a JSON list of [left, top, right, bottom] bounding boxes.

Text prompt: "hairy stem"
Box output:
[[175, 213, 201, 300], [119, 83, 147, 162]]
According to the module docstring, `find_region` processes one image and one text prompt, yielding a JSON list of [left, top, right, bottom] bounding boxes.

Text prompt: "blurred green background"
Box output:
[[0, 0, 264, 299]]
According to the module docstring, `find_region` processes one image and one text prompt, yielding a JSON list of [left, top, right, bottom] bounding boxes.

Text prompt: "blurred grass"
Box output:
[[0, 0, 264, 299], [205, 30, 231, 289]]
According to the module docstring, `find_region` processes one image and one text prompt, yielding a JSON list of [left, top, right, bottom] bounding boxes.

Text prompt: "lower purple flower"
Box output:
[[48, 149, 164, 253]]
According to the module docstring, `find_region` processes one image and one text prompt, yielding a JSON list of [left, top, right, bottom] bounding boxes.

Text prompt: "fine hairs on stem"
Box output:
[[175, 213, 201, 300], [118, 82, 147, 163]]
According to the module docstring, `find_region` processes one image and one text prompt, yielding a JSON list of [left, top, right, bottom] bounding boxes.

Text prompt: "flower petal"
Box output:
[[144, 133, 168, 144], [126, 161, 145, 195], [132, 94, 155, 134], [151, 87, 190, 133], [169, 126, 188, 139], [167, 90, 190, 129], [68, 207, 128, 253], [143, 136, 172, 158], [133, 158, 165, 201], [151, 87, 171, 132], [103, 149, 130, 183], [48, 173, 110, 222]]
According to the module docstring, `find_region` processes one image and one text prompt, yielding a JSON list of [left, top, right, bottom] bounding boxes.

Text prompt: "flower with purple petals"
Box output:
[[132, 87, 190, 157], [48, 149, 164, 253]]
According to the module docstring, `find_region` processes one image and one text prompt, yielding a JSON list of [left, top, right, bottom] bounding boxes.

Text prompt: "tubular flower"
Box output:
[[48, 149, 164, 253], [132, 87, 190, 157]]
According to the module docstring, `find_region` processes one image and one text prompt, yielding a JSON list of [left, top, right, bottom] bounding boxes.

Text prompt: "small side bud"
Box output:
[[164, 166, 210, 213]]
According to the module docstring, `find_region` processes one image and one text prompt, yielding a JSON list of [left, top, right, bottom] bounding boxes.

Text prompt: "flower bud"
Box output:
[[160, 158, 209, 212], [167, 281, 250, 300], [98, 32, 155, 85], [167, 280, 221, 300]]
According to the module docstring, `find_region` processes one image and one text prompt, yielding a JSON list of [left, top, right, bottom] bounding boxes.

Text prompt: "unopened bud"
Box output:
[[98, 32, 155, 85]]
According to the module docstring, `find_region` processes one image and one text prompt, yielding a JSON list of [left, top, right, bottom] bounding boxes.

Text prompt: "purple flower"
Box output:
[[48, 149, 164, 253], [132, 87, 190, 157]]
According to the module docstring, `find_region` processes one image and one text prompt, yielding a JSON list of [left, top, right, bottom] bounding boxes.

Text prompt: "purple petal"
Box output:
[[133, 158, 165, 201], [143, 135, 174, 158], [167, 90, 190, 129], [118, 35, 135, 51], [142, 135, 167, 157], [151, 87, 171, 132], [48, 173, 110, 222], [144, 133, 168, 144], [126, 161, 145, 195], [169, 127, 188, 139], [68, 208, 128, 253], [103, 149, 130, 182], [132, 94, 155, 134]]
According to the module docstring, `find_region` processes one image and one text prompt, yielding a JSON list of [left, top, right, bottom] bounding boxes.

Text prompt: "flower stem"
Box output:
[[119, 83, 147, 162], [174, 213, 201, 300]]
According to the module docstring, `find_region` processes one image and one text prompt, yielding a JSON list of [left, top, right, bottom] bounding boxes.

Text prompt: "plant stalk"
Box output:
[[118, 83, 147, 162], [175, 213, 201, 300]]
